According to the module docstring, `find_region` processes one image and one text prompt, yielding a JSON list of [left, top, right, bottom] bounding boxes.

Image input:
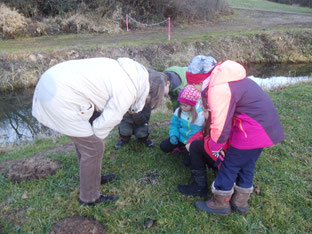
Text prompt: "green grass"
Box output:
[[228, 0, 312, 14], [0, 31, 170, 55], [0, 82, 312, 233]]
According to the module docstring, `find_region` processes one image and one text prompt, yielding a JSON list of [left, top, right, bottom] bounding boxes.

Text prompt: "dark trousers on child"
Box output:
[[118, 121, 149, 141], [160, 138, 191, 167], [214, 146, 263, 191], [189, 140, 216, 170], [160, 138, 185, 153]]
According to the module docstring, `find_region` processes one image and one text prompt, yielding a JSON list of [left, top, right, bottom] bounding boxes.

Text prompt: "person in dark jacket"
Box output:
[[115, 66, 189, 150], [185, 55, 285, 216]]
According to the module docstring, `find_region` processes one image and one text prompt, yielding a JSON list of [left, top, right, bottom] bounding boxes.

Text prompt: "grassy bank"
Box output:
[[0, 82, 311, 233], [1, 28, 312, 91]]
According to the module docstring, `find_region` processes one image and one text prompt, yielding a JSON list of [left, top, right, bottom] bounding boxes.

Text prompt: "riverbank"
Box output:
[[1, 7, 312, 91]]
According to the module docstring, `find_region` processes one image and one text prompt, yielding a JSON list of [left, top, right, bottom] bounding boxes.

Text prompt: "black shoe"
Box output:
[[183, 153, 191, 168], [79, 194, 117, 206], [115, 138, 127, 150], [177, 183, 208, 197], [177, 169, 209, 197], [101, 173, 117, 184], [144, 138, 154, 147]]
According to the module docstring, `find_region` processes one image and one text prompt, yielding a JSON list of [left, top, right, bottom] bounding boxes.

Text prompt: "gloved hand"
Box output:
[[170, 136, 178, 145]]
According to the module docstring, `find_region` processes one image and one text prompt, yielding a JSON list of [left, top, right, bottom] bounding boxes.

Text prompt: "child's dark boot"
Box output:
[[115, 137, 129, 150], [144, 138, 154, 147], [138, 137, 154, 147], [177, 169, 208, 197], [183, 152, 191, 167]]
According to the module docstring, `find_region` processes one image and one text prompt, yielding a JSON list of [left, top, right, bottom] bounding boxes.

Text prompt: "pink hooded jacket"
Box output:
[[207, 60, 285, 151]]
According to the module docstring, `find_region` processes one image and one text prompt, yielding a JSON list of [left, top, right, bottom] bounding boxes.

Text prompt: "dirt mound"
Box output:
[[4, 155, 60, 182], [50, 216, 106, 234], [0, 143, 74, 181]]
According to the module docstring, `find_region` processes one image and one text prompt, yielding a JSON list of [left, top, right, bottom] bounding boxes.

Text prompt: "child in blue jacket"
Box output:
[[160, 85, 205, 166]]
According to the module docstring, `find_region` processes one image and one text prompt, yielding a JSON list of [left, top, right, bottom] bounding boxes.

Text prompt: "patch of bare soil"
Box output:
[[4, 155, 60, 182], [50, 216, 106, 234], [0, 143, 75, 181]]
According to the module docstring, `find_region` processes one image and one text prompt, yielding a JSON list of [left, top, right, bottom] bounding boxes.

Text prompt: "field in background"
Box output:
[[228, 0, 312, 14]]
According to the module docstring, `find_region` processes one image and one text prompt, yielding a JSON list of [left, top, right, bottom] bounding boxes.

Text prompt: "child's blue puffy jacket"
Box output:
[[169, 107, 205, 144]]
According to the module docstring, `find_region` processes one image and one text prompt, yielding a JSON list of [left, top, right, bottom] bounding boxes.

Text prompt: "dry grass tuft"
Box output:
[[0, 3, 122, 39], [0, 4, 28, 39], [58, 13, 122, 34]]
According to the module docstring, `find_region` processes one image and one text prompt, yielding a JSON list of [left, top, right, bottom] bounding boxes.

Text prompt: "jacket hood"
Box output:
[[209, 60, 246, 87], [117, 58, 150, 113]]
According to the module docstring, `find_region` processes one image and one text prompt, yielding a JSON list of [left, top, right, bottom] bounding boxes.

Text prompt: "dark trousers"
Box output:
[[160, 138, 191, 166], [118, 121, 149, 141], [160, 138, 185, 153], [214, 146, 263, 191], [189, 140, 216, 170]]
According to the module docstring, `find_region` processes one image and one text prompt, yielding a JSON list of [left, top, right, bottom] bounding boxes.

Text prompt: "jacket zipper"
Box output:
[[234, 118, 247, 138]]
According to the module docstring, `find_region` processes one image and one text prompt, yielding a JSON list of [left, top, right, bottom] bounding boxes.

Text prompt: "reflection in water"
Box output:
[[249, 76, 311, 91], [0, 63, 311, 145], [0, 89, 57, 144]]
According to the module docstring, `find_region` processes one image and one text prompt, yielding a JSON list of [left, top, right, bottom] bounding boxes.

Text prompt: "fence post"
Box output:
[[168, 17, 170, 40], [126, 14, 129, 31]]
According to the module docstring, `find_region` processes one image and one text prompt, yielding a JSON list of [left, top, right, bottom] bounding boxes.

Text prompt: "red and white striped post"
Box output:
[[168, 17, 170, 40]]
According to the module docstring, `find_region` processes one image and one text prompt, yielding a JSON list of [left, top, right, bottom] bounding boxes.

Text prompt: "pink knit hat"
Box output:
[[178, 85, 201, 106]]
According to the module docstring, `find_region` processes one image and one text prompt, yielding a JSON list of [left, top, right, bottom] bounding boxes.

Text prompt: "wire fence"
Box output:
[[126, 14, 171, 40]]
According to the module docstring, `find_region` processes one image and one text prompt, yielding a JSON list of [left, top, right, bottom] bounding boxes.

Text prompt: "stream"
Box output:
[[0, 63, 311, 145]]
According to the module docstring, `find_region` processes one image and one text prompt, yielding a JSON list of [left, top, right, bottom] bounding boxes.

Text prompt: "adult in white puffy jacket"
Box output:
[[32, 57, 167, 206]]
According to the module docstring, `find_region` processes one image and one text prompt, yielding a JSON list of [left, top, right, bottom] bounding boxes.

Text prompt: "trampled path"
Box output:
[[1, 8, 312, 55]]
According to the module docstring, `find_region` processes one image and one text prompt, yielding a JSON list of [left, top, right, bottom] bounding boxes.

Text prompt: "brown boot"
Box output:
[[230, 185, 253, 214], [194, 183, 233, 216]]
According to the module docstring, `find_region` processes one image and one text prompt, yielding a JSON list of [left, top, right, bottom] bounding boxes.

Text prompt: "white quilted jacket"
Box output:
[[32, 57, 150, 139]]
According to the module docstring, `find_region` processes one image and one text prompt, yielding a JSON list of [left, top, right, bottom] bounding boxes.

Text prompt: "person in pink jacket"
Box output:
[[185, 55, 285, 216]]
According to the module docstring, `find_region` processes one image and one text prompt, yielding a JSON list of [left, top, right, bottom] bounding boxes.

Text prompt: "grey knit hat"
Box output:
[[187, 55, 217, 74]]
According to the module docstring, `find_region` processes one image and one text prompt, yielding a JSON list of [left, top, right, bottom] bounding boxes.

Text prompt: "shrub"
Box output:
[[170, 0, 229, 21], [58, 13, 122, 34], [0, 4, 28, 39], [3, 0, 81, 17]]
